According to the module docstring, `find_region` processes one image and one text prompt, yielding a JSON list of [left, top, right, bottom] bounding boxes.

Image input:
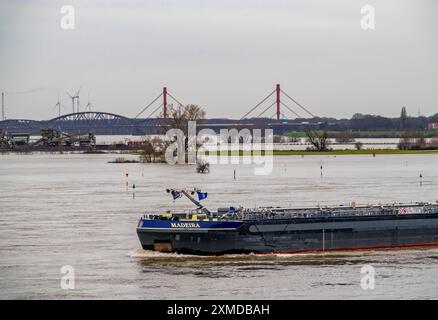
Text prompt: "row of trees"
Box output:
[[350, 107, 438, 131], [398, 131, 438, 150], [305, 129, 438, 151]]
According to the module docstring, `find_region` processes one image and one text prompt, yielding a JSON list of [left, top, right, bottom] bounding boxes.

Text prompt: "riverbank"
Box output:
[[274, 149, 438, 155], [3, 149, 438, 156], [201, 149, 438, 156], [284, 130, 438, 138]]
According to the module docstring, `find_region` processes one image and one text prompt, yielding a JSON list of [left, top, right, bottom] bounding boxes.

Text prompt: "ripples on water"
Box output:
[[1, 153, 438, 299], [129, 248, 438, 299]]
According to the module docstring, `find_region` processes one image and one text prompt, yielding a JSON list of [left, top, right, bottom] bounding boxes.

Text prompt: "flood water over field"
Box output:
[[1, 153, 438, 299]]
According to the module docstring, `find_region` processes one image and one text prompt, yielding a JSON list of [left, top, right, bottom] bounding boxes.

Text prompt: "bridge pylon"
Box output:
[[276, 84, 280, 121], [163, 87, 167, 119], [240, 83, 315, 121], [135, 87, 184, 120]]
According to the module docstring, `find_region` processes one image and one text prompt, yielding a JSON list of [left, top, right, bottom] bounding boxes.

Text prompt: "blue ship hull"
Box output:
[[136, 214, 438, 255]]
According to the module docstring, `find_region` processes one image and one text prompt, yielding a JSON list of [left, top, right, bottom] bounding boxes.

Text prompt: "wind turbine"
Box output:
[[85, 92, 93, 111], [75, 86, 82, 113], [66, 86, 82, 113], [67, 91, 76, 113], [53, 93, 65, 117]]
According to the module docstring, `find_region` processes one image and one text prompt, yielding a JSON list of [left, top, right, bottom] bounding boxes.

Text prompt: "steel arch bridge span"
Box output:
[[47, 111, 130, 123], [0, 119, 42, 133], [0, 119, 41, 125]]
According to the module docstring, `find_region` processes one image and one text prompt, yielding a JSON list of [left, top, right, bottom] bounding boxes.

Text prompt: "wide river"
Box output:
[[1, 153, 438, 299]]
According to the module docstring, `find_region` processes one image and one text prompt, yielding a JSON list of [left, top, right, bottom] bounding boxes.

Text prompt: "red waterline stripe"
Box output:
[[256, 241, 438, 255]]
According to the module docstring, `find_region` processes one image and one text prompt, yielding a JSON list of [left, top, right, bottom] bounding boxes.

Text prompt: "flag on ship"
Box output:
[[170, 190, 182, 200], [197, 191, 208, 201]]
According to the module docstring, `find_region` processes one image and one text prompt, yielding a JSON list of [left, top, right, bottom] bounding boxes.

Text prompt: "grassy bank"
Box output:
[[200, 149, 438, 156], [273, 149, 438, 155], [284, 130, 438, 139]]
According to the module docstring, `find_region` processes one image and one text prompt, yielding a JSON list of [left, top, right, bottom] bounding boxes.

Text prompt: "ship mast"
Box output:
[[181, 190, 202, 208], [168, 188, 211, 215]]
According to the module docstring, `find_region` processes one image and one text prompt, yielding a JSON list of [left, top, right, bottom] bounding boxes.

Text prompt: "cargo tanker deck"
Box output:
[[136, 189, 438, 255]]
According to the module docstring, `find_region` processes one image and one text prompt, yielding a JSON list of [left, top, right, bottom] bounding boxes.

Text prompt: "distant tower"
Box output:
[[163, 87, 167, 119], [1, 92, 4, 121], [276, 83, 281, 121], [400, 106, 407, 129]]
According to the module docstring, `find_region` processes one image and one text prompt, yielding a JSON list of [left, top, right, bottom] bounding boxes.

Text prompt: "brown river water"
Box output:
[[1, 153, 438, 299]]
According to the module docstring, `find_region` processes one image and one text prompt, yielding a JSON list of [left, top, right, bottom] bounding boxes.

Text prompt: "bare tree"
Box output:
[[398, 130, 426, 150], [140, 136, 172, 163], [354, 141, 363, 150], [428, 138, 438, 149], [334, 131, 355, 143], [305, 130, 330, 151], [158, 104, 205, 135], [141, 105, 206, 163], [273, 135, 282, 143], [196, 160, 210, 173], [0, 130, 8, 151]]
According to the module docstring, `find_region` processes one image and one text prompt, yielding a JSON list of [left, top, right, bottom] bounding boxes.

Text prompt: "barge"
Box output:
[[136, 189, 438, 255]]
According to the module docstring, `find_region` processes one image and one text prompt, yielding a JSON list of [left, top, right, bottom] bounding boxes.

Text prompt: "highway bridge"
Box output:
[[0, 85, 333, 135], [0, 111, 332, 135]]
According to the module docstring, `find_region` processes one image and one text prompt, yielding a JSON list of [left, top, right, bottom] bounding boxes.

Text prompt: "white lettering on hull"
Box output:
[[171, 222, 201, 228]]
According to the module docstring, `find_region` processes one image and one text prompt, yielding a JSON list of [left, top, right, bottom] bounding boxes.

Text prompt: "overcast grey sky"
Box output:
[[0, 0, 437, 120]]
